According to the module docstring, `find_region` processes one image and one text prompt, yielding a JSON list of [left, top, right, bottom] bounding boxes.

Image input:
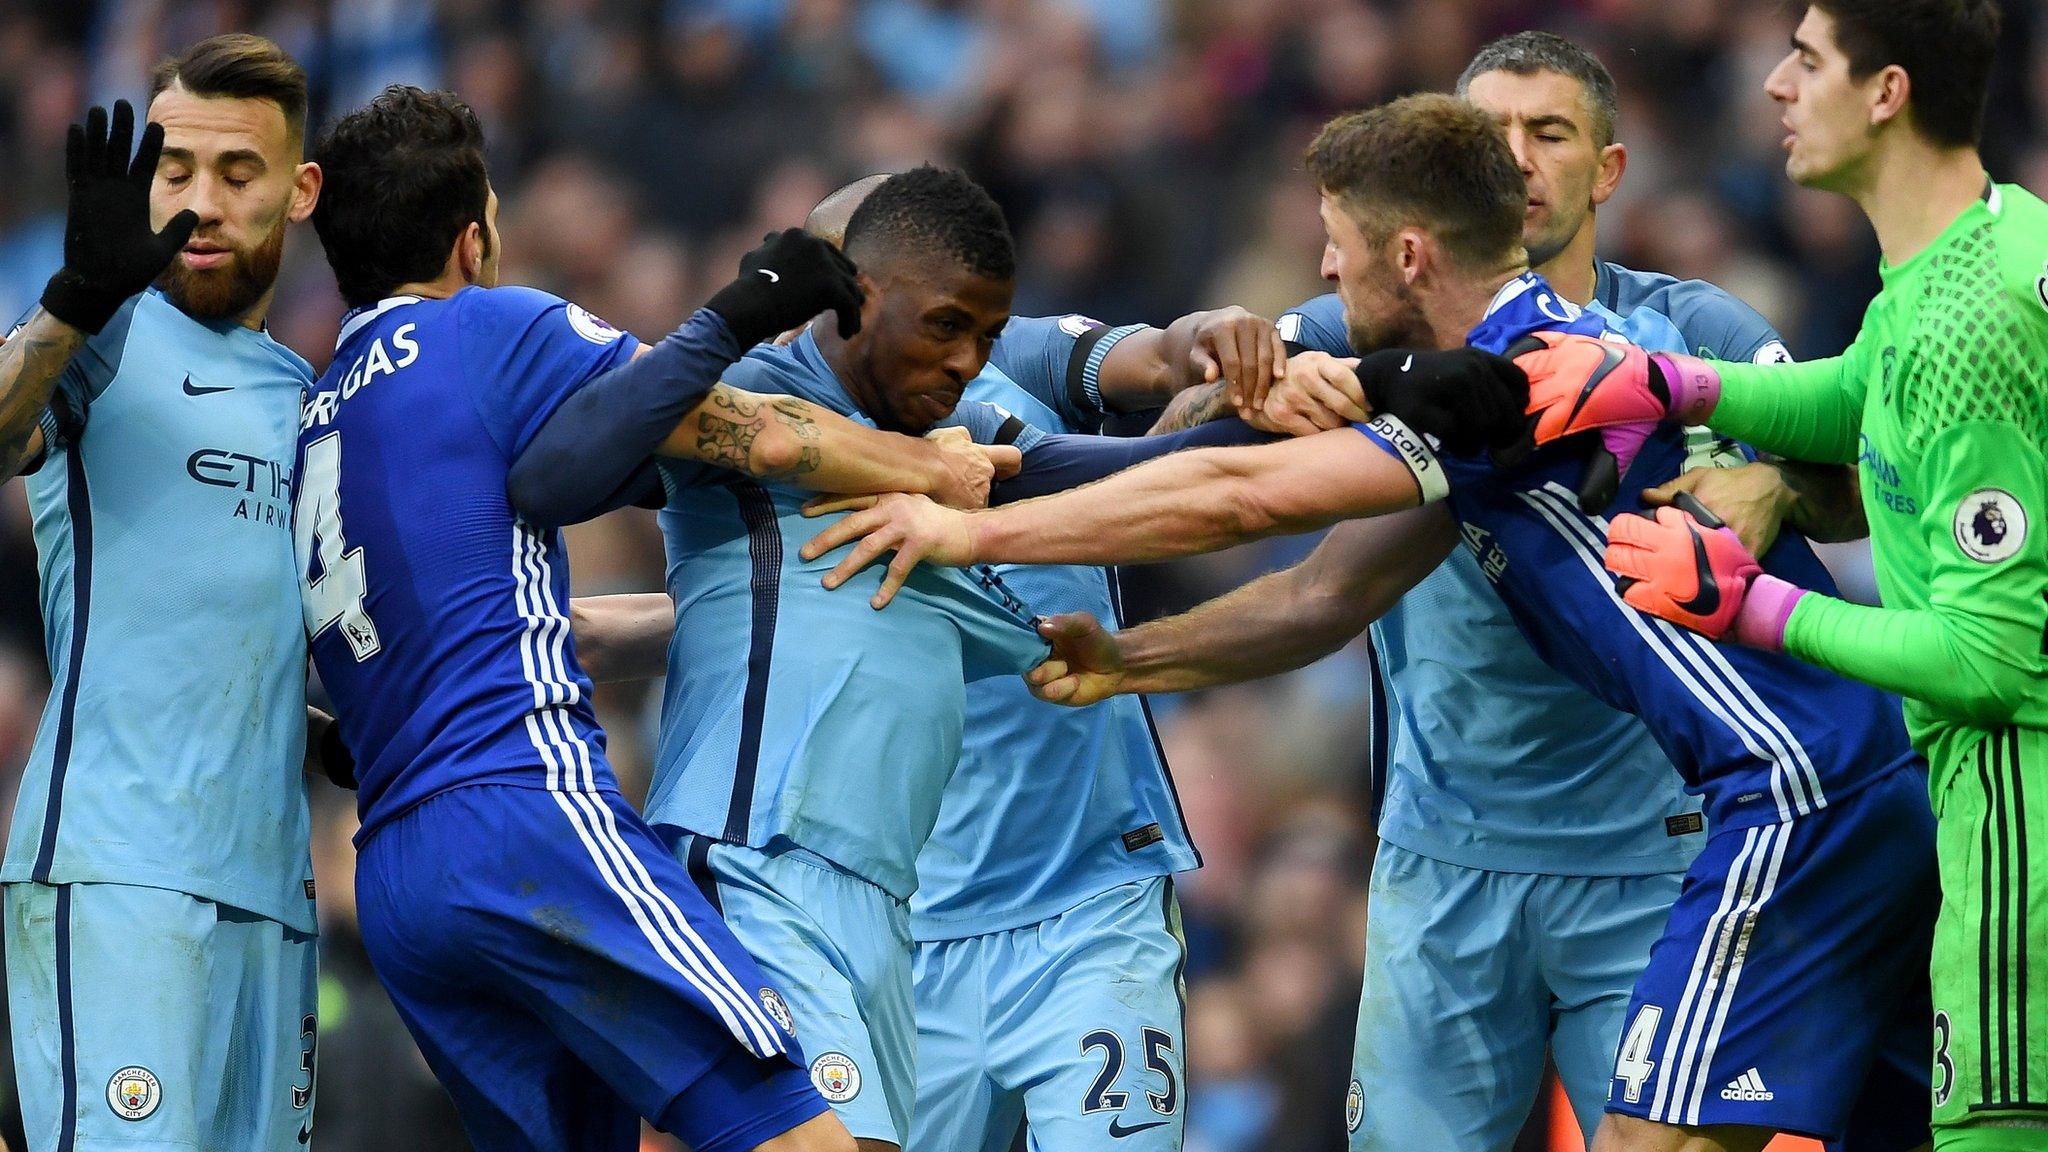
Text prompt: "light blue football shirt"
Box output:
[[645, 331, 1050, 900], [1, 290, 317, 931], [1280, 266, 1786, 876], [910, 315, 1200, 941]]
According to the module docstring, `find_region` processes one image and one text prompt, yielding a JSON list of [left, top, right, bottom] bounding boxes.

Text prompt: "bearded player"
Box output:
[[0, 36, 335, 1152]]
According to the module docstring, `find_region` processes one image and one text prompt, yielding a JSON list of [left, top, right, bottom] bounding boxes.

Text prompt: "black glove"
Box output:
[[704, 228, 864, 349], [1354, 346, 1530, 456], [40, 101, 198, 335]]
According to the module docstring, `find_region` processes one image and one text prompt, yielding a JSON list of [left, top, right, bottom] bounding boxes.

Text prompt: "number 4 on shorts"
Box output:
[[1614, 1005, 1663, 1105]]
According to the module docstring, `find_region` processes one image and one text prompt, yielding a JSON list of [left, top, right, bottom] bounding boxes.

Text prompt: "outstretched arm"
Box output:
[[799, 422, 1439, 607], [1028, 507, 1457, 705], [509, 315, 1011, 527], [658, 386, 1010, 506]]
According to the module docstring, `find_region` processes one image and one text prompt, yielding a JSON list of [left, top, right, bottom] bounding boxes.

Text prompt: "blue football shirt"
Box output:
[[645, 331, 1050, 900], [3, 291, 317, 930], [1284, 288, 1689, 874], [913, 315, 1200, 940], [297, 287, 642, 843], [1346, 273, 1918, 831]]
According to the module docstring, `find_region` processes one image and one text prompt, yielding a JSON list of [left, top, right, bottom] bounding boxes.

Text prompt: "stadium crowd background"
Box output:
[[0, 1, 2038, 1149]]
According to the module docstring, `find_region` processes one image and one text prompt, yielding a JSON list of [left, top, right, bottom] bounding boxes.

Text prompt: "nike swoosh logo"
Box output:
[[758, 269, 781, 283], [1675, 523, 1722, 617], [182, 375, 231, 396], [298, 1123, 312, 1145], [1561, 340, 1626, 426], [1400, 353, 1413, 372], [1109, 1118, 1170, 1138]]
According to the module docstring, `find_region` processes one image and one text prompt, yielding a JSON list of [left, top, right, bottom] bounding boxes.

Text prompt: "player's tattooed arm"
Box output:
[[680, 386, 796, 476], [1147, 352, 1367, 438], [662, 385, 1016, 507], [0, 308, 86, 481], [1147, 381, 1232, 434]]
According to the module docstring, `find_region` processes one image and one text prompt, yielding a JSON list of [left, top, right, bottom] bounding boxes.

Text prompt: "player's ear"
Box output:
[[854, 271, 882, 330], [289, 161, 321, 224], [1869, 63, 1910, 130], [1591, 143, 1626, 208], [456, 221, 486, 285], [1395, 228, 1428, 285]]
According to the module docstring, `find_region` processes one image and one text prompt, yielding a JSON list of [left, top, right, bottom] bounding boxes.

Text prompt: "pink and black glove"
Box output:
[[1603, 492, 1806, 651], [1510, 332, 1724, 511]]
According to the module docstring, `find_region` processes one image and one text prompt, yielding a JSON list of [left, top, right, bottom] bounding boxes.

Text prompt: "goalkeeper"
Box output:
[[1525, 2, 2043, 1146]]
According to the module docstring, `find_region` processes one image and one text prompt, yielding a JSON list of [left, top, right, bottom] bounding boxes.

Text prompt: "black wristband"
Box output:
[[39, 268, 126, 335], [319, 720, 358, 791]]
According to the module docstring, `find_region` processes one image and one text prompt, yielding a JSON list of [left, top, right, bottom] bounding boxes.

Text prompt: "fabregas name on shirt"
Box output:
[[302, 322, 421, 430]]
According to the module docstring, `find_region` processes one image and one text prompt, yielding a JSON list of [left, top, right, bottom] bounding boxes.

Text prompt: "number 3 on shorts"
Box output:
[[1933, 1010, 1954, 1107], [1615, 1005, 1663, 1105]]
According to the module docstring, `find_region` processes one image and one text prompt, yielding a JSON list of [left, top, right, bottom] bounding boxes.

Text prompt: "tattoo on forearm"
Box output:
[[768, 398, 822, 477], [1150, 382, 1230, 434], [0, 309, 84, 479]]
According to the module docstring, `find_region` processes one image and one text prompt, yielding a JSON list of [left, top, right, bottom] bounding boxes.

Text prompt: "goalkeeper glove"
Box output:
[[41, 101, 199, 335], [1352, 346, 1529, 456], [1604, 492, 1806, 651], [1507, 332, 1725, 511], [705, 227, 864, 349]]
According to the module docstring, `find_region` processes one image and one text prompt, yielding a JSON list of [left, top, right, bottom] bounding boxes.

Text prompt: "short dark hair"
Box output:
[[1456, 31, 1620, 148], [149, 34, 308, 147], [1304, 95, 1525, 271], [842, 165, 1015, 283], [1805, 0, 2000, 147], [311, 86, 491, 308]]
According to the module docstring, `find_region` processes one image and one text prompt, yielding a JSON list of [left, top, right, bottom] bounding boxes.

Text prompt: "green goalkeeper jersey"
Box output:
[[1710, 182, 2048, 791]]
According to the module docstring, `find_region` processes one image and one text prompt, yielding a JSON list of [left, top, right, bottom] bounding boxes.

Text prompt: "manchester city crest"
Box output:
[[810, 1052, 861, 1103], [107, 1066, 161, 1121]]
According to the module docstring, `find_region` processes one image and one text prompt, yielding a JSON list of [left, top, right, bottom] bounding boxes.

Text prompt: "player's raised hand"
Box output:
[[1353, 346, 1529, 456], [1604, 492, 1806, 651], [1026, 612, 1127, 706], [1184, 307, 1285, 414], [41, 101, 199, 335], [797, 491, 977, 609], [705, 228, 864, 349], [1251, 351, 1369, 436]]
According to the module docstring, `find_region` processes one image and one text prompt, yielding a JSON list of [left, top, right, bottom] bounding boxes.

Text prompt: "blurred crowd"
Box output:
[[0, 0, 2038, 1149]]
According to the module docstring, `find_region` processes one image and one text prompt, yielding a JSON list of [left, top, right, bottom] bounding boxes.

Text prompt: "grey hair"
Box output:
[[1456, 31, 1620, 147]]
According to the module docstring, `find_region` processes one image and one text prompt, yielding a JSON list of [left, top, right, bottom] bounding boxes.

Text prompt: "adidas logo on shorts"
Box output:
[[1719, 1068, 1774, 1102]]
